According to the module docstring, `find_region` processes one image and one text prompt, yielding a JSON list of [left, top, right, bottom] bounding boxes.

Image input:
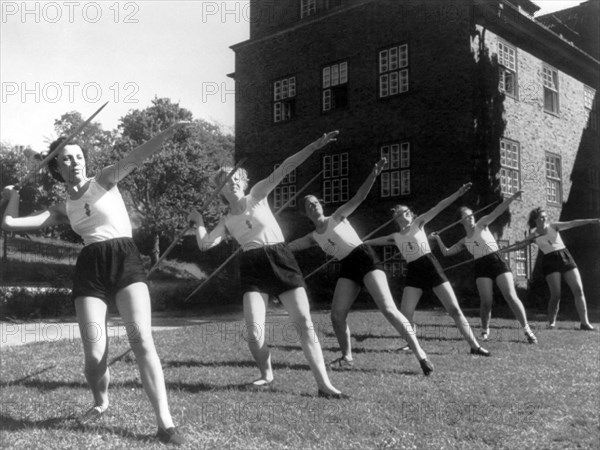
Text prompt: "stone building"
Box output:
[[230, 0, 599, 308]]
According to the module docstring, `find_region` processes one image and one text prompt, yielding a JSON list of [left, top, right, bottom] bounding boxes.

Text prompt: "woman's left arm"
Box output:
[[554, 218, 600, 231], [97, 121, 189, 189], [250, 131, 338, 201], [331, 158, 386, 222], [477, 190, 522, 228], [415, 183, 472, 227]]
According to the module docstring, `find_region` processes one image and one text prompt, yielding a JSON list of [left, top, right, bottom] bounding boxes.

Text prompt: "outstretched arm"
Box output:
[[97, 121, 189, 189], [554, 218, 600, 232], [187, 209, 228, 251], [250, 131, 339, 201], [2, 187, 68, 231], [364, 233, 396, 247], [288, 233, 317, 253], [414, 183, 472, 227], [477, 190, 522, 228], [431, 232, 465, 257], [331, 158, 386, 222]]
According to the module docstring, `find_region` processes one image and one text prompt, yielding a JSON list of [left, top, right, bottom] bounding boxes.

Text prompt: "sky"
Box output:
[[0, 0, 585, 152]]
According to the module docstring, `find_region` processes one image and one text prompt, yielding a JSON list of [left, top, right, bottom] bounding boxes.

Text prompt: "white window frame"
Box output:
[[545, 153, 562, 205], [273, 164, 297, 209], [515, 247, 528, 277], [584, 85, 597, 130], [380, 143, 410, 197], [498, 40, 517, 98], [542, 65, 559, 115], [322, 61, 348, 111], [300, 0, 316, 18], [500, 138, 520, 196], [322, 153, 349, 204], [379, 44, 409, 98], [383, 245, 404, 277], [273, 76, 296, 123]]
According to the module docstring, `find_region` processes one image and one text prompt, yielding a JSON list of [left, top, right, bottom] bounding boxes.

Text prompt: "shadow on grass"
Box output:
[[0, 414, 153, 444]]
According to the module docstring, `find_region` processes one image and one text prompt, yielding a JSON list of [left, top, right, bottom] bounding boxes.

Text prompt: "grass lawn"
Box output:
[[1, 308, 598, 449]]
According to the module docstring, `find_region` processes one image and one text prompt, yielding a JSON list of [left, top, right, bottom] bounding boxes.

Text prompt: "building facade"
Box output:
[[230, 0, 599, 307]]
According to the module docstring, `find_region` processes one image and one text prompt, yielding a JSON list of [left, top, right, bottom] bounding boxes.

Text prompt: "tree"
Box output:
[[107, 98, 234, 263]]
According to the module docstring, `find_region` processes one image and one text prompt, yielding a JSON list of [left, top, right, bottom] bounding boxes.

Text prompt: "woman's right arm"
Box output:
[[288, 233, 317, 253], [432, 233, 465, 257], [2, 187, 68, 231], [363, 233, 396, 247], [187, 209, 227, 251]]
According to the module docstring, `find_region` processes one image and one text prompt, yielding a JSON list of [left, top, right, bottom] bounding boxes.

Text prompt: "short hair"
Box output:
[[528, 207, 545, 229], [299, 195, 321, 216], [46, 138, 88, 182], [391, 204, 412, 230], [213, 166, 249, 200], [458, 206, 473, 220]]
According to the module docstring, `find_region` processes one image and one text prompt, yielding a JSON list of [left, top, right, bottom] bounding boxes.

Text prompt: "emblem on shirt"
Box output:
[[84, 203, 91, 217], [246, 220, 253, 229], [327, 239, 336, 247]]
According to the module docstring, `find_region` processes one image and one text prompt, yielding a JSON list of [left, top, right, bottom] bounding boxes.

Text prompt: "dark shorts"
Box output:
[[338, 244, 384, 285], [474, 253, 511, 280], [72, 237, 147, 303], [542, 248, 578, 276], [405, 254, 448, 290], [240, 243, 306, 297]]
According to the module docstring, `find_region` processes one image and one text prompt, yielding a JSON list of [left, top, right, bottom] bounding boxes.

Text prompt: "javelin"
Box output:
[[433, 200, 499, 235], [0, 102, 108, 207], [182, 169, 325, 303], [147, 158, 247, 275]]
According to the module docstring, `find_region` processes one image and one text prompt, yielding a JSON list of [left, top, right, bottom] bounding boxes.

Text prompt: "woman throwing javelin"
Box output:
[[2, 122, 187, 445], [516, 208, 598, 330], [288, 158, 433, 375], [187, 132, 344, 398], [431, 191, 537, 344], [364, 183, 491, 356]]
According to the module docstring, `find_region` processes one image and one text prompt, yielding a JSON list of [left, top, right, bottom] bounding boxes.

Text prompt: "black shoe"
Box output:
[[317, 389, 349, 399], [580, 323, 596, 331], [470, 346, 491, 357], [419, 358, 434, 376], [156, 427, 185, 446]]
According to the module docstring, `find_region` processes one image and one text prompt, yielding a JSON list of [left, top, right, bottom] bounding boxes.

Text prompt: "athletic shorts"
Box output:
[[474, 253, 511, 280], [240, 243, 306, 297], [405, 254, 448, 290], [72, 237, 147, 303], [338, 244, 384, 285], [542, 248, 578, 276]]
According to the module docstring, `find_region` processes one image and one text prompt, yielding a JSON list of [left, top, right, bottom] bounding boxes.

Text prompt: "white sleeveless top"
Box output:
[[224, 194, 284, 251], [534, 225, 566, 254], [464, 225, 500, 260], [393, 222, 431, 263], [312, 218, 362, 260], [66, 179, 132, 246]]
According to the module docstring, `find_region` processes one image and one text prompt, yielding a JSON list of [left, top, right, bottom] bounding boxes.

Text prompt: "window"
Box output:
[[325, 0, 343, 9], [273, 76, 296, 123], [545, 153, 562, 205], [498, 41, 517, 98], [379, 44, 409, 98], [584, 85, 598, 131], [322, 153, 349, 204], [273, 164, 297, 209], [542, 65, 559, 114], [380, 143, 410, 197], [500, 138, 520, 195], [383, 245, 404, 277], [322, 62, 348, 111], [300, 0, 316, 18], [515, 248, 528, 277]]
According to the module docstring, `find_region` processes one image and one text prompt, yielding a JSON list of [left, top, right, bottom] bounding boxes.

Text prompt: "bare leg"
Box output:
[[75, 296, 110, 412], [563, 268, 592, 327], [433, 282, 482, 350], [545, 272, 562, 326], [278, 287, 340, 395], [116, 282, 174, 430], [475, 277, 493, 335], [496, 272, 529, 328], [399, 286, 423, 325], [330, 278, 361, 361], [243, 291, 273, 382], [364, 270, 427, 361]]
